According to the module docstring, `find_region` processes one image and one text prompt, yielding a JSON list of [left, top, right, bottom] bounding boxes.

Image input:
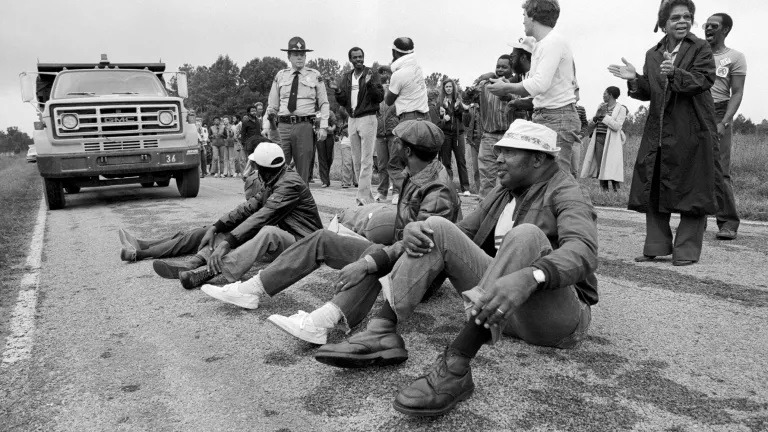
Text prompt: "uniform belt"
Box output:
[[278, 115, 315, 124]]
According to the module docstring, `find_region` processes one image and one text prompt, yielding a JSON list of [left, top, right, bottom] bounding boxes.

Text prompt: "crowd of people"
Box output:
[[120, 0, 745, 418]]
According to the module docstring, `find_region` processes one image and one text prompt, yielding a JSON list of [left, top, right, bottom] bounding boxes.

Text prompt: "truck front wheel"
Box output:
[[44, 178, 65, 210], [64, 184, 81, 194], [176, 167, 200, 198]]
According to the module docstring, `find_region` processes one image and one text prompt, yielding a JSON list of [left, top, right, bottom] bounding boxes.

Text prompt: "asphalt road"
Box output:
[[2, 177, 767, 431]]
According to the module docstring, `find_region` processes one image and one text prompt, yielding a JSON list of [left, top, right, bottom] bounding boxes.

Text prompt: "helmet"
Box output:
[[248, 142, 285, 168]]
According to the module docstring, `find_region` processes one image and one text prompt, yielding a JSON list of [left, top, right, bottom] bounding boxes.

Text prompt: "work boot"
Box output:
[[314, 318, 407, 368], [716, 228, 737, 240], [179, 266, 215, 290], [393, 347, 474, 417], [153, 256, 205, 279]]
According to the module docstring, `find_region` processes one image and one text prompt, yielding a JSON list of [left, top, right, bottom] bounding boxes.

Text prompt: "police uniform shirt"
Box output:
[[264, 67, 330, 128]]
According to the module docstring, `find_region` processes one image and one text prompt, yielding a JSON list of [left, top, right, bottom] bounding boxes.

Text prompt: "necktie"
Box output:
[[287, 71, 300, 113]]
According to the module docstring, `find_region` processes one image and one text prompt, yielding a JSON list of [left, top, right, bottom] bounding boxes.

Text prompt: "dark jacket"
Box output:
[[465, 106, 483, 144], [429, 100, 466, 135], [458, 168, 599, 305], [335, 66, 385, 118], [627, 33, 719, 217], [240, 115, 262, 150], [376, 102, 399, 138], [213, 167, 323, 248]]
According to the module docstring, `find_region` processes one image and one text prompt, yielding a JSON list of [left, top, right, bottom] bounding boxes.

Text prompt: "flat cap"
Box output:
[[393, 119, 444, 152]]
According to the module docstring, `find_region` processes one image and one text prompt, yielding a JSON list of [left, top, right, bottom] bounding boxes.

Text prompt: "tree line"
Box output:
[[0, 127, 33, 154], [621, 105, 767, 137]]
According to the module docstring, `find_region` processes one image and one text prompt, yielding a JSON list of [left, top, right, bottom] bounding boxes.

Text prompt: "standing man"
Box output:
[[316, 109, 337, 188], [241, 105, 263, 159], [464, 102, 483, 194], [374, 65, 404, 203], [331, 47, 385, 205], [488, 0, 581, 176], [705, 12, 746, 240], [209, 117, 227, 178], [264, 36, 329, 183]]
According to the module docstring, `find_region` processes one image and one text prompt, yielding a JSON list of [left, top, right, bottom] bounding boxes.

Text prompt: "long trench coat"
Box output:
[[626, 33, 719, 217], [580, 103, 628, 182]]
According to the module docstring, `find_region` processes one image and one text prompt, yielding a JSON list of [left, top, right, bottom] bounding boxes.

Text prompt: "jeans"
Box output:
[[532, 104, 580, 177], [440, 132, 470, 192], [259, 230, 385, 331], [714, 101, 740, 232], [340, 137, 356, 187], [375, 135, 406, 196], [317, 136, 335, 186], [211, 145, 224, 175], [338, 203, 397, 245], [277, 121, 315, 183], [349, 115, 377, 204], [384, 216, 590, 348], [223, 146, 235, 176], [477, 132, 504, 198], [133, 227, 208, 261]]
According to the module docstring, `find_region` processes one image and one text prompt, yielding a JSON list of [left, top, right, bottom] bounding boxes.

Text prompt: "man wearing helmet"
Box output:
[[125, 143, 324, 289]]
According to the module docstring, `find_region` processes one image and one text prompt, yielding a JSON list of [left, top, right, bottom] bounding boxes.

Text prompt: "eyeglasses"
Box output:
[[492, 146, 517, 159], [703, 23, 721, 30], [668, 13, 693, 23]]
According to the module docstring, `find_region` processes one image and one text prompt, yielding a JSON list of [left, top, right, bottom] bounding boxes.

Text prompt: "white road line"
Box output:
[[2, 198, 47, 367]]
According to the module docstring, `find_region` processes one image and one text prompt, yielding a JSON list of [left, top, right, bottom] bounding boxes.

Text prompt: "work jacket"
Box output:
[[335, 66, 385, 118]]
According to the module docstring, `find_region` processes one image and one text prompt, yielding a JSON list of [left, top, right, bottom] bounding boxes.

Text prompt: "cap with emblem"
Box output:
[[508, 36, 536, 54], [393, 119, 444, 152], [281, 36, 313, 52], [494, 119, 559, 155]]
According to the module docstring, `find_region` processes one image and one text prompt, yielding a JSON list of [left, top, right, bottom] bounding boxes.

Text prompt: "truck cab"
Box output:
[[20, 55, 200, 210]]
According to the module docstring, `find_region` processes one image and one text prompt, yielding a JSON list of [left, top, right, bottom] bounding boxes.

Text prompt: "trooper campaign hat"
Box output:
[[281, 36, 313, 52], [393, 119, 444, 152], [494, 119, 560, 156]]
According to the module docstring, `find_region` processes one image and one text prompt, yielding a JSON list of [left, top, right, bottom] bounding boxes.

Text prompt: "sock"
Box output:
[[237, 274, 266, 296], [449, 321, 492, 359], [374, 300, 398, 323], [308, 303, 343, 329]]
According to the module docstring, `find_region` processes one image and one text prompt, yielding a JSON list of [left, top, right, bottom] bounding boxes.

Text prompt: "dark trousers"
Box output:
[[134, 227, 208, 261], [277, 122, 315, 183], [259, 230, 385, 329], [199, 146, 208, 176], [644, 152, 707, 261], [375, 135, 406, 196], [317, 136, 335, 186], [714, 102, 740, 232], [440, 132, 470, 191]]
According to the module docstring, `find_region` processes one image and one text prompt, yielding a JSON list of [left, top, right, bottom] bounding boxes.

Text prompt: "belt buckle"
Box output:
[[290, 115, 298, 124]]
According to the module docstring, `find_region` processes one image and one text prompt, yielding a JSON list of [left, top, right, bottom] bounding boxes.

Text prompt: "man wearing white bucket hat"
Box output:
[[315, 119, 599, 417]]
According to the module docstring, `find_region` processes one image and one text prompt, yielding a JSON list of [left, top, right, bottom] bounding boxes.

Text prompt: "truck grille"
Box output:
[[51, 102, 182, 139], [83, 139, 159, 152]]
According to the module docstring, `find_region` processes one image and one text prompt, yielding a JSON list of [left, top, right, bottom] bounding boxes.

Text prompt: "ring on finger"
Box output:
[[495, 308, 505, 316]]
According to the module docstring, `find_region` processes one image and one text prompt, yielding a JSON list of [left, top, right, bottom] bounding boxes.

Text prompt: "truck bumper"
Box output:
[[37, 148, 200, 178]]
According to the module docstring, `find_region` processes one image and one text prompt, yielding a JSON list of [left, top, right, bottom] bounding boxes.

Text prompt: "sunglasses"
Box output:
[[703, 23, 721, 30], [669, 13, 693, 23]]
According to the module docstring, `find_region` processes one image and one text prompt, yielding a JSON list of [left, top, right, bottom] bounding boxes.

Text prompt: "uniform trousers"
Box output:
[[277, 121, 315, 183]]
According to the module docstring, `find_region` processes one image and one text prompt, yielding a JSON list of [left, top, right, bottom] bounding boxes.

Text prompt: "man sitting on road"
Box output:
[[200, 120, 462, 345], [144, 142, 323, 289], [314, 120, 599, 417]]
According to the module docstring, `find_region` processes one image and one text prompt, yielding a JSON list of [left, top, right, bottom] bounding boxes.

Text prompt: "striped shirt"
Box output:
[[478, 81, 511, 133]]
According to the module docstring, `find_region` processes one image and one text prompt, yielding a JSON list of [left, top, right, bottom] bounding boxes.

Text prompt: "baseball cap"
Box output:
[[509, 36, 536, 54]]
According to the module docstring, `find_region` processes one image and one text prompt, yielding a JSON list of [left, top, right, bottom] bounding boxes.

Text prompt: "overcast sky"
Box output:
[[1, 0, 765, 135]]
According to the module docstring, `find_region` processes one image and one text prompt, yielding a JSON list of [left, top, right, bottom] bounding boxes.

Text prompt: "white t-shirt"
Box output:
[[494, 199, 516, 250], [351, 71, 362, 111], [388, 54, 429, 116], [522, 29, 577, 110], [711, 48, 747, 103]]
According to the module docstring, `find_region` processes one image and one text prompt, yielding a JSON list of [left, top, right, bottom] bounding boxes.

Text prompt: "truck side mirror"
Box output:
[[176, 73, 188, 99], [20, 72, 38, 103]]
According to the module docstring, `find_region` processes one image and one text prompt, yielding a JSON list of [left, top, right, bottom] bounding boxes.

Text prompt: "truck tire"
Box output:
[[176, 167, 200, 198], [156, 180, 170, 187], [64, 185, 81, 194], [141, 182, 154, 188], [44, 178, 65, 210]]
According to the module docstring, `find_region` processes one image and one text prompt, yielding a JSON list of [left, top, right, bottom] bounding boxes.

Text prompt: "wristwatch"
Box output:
[[532, 269, 546, 285]]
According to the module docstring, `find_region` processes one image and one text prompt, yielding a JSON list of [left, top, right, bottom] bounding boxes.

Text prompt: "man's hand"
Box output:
[[470, 268, 539, 328], [261, 129, 269, 137], [208, 241, 231, 274], [364, 70, 373, 84], [329, 80, 339, 91], [608, 57, 638, 80], [199, 226, 217, 252], [402, 221, 434, 257], [475, 72, 497, 85], [716, 122, 726, 137], [335, 259, 369, 292], [316, 128, 327, 141], [487, 77, 511, 97]]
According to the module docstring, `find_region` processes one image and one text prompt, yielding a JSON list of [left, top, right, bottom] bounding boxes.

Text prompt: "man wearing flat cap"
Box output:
[[315, 119, 599, 416], [200, 120, 461, 344], [263, 36, 330, 183]]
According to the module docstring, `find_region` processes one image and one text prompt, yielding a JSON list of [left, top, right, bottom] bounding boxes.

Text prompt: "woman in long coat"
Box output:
[[609, 0, 718, 266], [580, 86, 628, 191]]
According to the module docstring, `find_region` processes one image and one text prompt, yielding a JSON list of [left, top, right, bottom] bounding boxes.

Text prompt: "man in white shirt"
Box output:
[[487, 0, 581, 176], [385, 37, 429, 121]]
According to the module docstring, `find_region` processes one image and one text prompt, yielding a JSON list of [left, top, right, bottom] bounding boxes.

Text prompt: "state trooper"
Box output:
[[263, 36, 330, 183]]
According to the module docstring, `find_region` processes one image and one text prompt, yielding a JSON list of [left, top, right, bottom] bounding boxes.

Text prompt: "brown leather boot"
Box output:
[[393, 348, 474, 417], [152, 256, 205, 279], [314, 318, 407, 368]]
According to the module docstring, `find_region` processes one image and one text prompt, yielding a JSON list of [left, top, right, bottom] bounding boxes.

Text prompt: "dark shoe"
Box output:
[[179, 266, 215, 290], [314, 318, 408, 368], [153, 256, 205, 279], [716, 228, 737, 240], [120, 246, 137, 262], [634, 255, 656, 262], [393, 348, 474, 417], [673, 260, 696, 266], [341, 184, 350, 189]]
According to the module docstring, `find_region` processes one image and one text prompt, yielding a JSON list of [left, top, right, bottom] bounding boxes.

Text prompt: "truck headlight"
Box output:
[[158, 111, 174, 126], [61, 114, 79, 129]]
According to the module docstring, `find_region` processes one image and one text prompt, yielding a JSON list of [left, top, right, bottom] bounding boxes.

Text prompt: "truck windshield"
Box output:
[[52, 70, 167, 99]]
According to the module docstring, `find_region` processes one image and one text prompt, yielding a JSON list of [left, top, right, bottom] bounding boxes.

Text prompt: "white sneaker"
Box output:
[[201, 281, 260, 309], [267, 311, 328, 345], [391, 194, 399, 205]]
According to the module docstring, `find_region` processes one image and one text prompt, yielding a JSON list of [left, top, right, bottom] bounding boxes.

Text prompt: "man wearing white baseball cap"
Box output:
[[315, 119, 599, 417]]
